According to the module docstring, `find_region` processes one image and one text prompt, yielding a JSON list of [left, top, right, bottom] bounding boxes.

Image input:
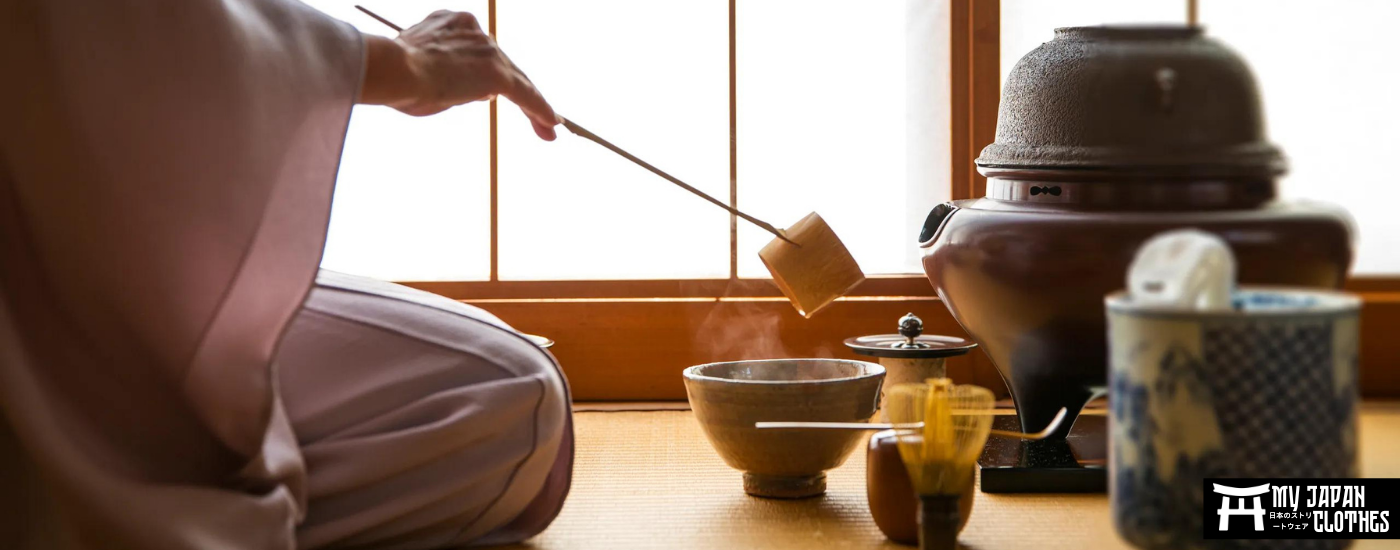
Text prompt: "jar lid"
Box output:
[[843, 313, 977, 359]]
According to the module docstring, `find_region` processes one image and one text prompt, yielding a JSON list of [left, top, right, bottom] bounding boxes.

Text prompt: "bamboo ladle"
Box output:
[[356, 5, 868, 318]]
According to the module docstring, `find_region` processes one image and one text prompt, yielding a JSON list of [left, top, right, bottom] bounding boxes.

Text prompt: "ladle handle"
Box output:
[[559, 118, 799, 247], [355, 5, 402, 31], [755, 407, 1070, 441], [987, 406, 1068, 440]]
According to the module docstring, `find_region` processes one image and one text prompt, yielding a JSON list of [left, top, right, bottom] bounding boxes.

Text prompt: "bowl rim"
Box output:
[[682, 358, 886, 386]]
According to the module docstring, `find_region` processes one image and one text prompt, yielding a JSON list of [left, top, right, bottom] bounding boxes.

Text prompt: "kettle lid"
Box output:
[[977, 25, 1286, 178]]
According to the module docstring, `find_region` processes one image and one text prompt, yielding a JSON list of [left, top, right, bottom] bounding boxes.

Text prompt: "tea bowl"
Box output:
[[683, 358, 885, 498]]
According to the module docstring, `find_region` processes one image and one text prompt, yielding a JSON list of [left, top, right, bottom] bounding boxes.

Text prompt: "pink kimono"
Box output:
[[0, 0, 572, 548]]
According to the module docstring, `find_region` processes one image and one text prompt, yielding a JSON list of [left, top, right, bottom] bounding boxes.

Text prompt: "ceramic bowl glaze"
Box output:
[[683, 359, 885, 498]]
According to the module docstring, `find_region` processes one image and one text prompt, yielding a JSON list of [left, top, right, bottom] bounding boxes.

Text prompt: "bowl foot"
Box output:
[[743, 472, 826, 499]]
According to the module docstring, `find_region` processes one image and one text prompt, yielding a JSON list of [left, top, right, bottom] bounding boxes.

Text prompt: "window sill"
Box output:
[[448, 285, 1400, 401]]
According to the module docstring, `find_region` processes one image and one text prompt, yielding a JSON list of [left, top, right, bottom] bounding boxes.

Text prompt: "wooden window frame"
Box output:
[[399, 0, 1400, 400]]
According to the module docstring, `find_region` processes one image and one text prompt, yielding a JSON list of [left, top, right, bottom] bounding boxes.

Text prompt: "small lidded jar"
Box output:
[[866, 429, 977, 546], [850, 314, 978, 546], [844, 313, 976, 421]]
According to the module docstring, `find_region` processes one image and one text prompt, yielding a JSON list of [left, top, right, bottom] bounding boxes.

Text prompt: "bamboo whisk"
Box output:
[[885, 379, 996, 550]]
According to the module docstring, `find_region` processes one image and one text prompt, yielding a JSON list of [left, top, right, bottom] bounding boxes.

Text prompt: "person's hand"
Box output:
[[360, 11, 558, 140]]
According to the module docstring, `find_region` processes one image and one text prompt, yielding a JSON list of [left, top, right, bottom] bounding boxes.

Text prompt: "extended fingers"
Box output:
[[529, 117, 557, 141], [495, 53, 558, 140], [499, 69, 558, 140], [398, 9, 558, 138]]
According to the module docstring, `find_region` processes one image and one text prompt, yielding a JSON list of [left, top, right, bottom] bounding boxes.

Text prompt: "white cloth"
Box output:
[[278, 271, 571, 549]]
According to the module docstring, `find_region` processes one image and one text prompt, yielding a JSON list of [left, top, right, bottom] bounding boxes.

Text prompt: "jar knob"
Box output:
[[898, 313, 923, 345]]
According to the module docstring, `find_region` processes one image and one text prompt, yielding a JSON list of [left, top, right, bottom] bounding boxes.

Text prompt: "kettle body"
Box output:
[[918, 179, 1351, 438]]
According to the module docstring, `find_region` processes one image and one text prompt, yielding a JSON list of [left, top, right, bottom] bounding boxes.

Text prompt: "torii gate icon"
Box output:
[[1213, 483, 1271, 531]]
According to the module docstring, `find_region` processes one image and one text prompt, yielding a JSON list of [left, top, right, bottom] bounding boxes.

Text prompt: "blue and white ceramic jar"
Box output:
[[1106, 287, 1360, 550]]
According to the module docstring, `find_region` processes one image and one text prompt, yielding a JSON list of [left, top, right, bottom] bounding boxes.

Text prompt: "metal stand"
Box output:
[[977, 414, 1107, 493]]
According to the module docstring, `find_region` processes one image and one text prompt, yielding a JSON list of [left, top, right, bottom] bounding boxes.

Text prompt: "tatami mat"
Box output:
[[507, 404, 1400, 550]]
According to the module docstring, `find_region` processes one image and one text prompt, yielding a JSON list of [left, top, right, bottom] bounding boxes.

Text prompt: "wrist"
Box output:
[[360, 34, 429, 109]]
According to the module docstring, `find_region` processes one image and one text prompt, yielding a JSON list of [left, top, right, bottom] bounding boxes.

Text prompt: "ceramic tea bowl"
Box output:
[[683, 359, 885, 498]]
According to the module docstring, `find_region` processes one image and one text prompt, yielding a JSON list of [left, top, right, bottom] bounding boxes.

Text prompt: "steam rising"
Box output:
[[692, 299, 834, 362]]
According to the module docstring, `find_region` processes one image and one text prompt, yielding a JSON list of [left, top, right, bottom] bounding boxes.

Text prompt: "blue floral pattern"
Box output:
[[1110, 310, 1358, 550]]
